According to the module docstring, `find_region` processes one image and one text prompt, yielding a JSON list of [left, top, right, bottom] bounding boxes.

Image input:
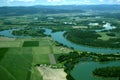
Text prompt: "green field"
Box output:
[[0, 41, 22, 47], [23, 41, 39, 47], [0, 37, 71, 80], [0, 48, 8, 61], [0, 38, 48, 80], [97, 32, 111, 41], [0, 47, 33, 80], [0, 6, 120, 80]]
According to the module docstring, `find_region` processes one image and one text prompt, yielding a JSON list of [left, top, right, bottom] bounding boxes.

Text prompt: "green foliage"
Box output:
[[66, 73, 75, 80], [12, 28, 46, 37], [93, 66, 120, 78], [57, 51, 79, 80], [66, 30, 100, 39], [58, 51, 120, 80], [106, 33, 116, 37], [64, 29, 120, 48]]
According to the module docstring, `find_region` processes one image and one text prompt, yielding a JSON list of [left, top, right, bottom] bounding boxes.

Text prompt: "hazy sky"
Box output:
[[0, 0, 120, 6]]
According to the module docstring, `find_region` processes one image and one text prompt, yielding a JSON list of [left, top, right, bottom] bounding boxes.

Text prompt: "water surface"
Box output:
[[71, 61, 120, 80], [0, 28, 120, 54]]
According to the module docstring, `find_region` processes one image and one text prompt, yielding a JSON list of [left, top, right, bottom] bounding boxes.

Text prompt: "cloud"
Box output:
[[0, 0, 120, 6], [84, 0, 90, 3], [47, 0, 64, 2], [9, 0, 35, 2], [117, 0, 120, 2], [99, 0, 103, 2]]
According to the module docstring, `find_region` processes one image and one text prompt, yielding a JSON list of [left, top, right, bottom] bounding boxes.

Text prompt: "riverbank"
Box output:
[[51, 31, 120, 54], [93, 66, 120, 79], [64, 29, 120, 49], [0, 28, 120, 53], [57, 51, 120, 80]]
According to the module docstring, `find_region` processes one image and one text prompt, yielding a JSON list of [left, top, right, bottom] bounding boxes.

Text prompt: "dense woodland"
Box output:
[[12, 28, 46, 37], [93, 66, 120, 78], [64, 29, 120, 48]]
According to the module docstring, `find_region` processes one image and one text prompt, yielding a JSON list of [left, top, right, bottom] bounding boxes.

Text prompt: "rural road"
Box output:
[[49, 54, 56, 64]]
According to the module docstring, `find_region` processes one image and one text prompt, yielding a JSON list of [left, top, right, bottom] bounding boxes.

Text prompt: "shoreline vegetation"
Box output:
[[12, 27, 47, 37], [57, 51, 120, 80], [93, 66, 120, 79], [64, 29, 120, 49]]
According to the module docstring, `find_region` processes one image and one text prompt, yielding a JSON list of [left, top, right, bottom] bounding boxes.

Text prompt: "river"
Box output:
[[0, 28, 120, 80], [0, 28, 120, 54], [51, 31, 120, 54]]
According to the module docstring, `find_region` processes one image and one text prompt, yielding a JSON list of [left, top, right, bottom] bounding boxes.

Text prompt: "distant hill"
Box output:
[[0, 5, 120, 16], [0, 6, 84, 16], [35, 5, 120, 11]]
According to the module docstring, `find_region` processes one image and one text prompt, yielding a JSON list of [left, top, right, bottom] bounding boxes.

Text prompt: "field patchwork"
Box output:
[[0, 37, 70, 80]]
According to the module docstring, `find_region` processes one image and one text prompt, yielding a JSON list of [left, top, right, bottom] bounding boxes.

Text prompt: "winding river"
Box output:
[[0, 28, 120, 54], [0, 28, 120, 80], [51, 31, 120, 54]]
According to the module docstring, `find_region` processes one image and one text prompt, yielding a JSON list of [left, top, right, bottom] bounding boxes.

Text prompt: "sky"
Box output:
[[0, 0, 120, 6]]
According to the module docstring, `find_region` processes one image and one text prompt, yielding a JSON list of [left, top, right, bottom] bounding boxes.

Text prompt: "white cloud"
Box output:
[[1, 0, 120, 6], [48, 0, 64, 2], [84, 0, 90, 3], [117, 0, 120, 2], [99, 0, 103, 2], [9, 0, 35, 2]]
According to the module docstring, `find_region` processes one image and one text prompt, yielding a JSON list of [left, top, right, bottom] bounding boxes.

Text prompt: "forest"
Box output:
[[93, 66, 120, 78], [64, 29, 120, 48]]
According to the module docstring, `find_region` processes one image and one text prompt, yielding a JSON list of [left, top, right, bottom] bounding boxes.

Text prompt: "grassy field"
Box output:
[[0, 37, 72, 80], [0, 47, 44, 80], [0, 41, 22, 47], [97, 32, 111, 41], [32, 47, 51, 54], [0, 48, 33, 80], [0, 37, 16, 41], [30, 67, 43, 80]]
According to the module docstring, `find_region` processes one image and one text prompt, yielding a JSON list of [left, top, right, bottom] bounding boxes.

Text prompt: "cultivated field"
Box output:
[[0, 37, 71, 80]]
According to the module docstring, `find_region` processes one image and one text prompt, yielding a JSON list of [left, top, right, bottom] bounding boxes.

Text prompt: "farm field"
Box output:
[[0, 5, 120, 80], [0, 37, 71, 80]]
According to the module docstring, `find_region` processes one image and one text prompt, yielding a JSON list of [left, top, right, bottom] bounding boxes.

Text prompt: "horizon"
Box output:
[[1, 4, 120, 7], [0, 0, 120, 7]]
